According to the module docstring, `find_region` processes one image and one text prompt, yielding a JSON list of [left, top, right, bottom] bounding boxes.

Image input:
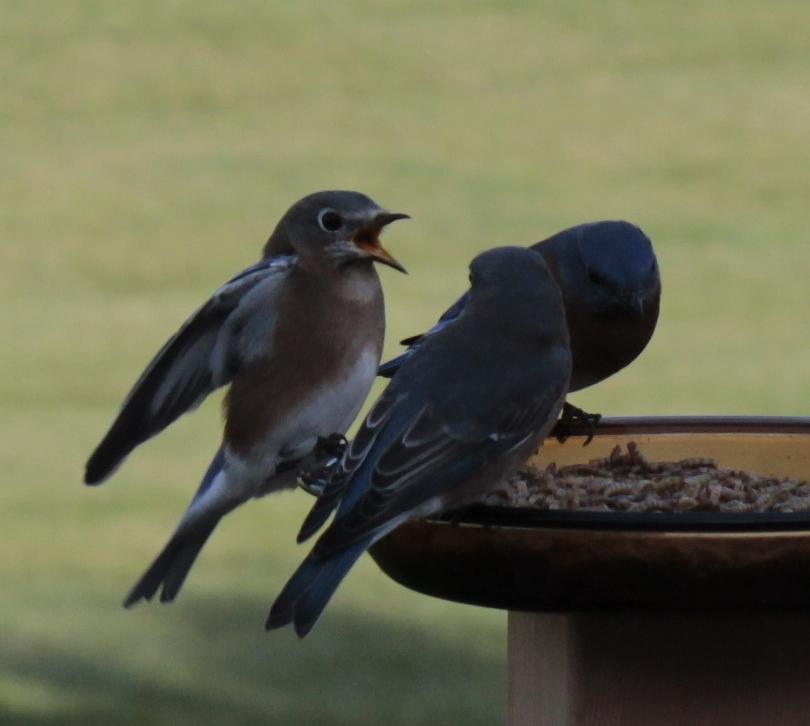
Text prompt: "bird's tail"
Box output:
[[266, 540, 369, 638], [123, 448, 231, 607], [123, 524, 218, 607]]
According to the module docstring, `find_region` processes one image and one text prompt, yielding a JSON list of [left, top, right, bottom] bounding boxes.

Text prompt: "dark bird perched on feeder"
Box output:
[[378, 221, 660, 438], [267, 246, 572, 637], [83, 190, 408, 606]]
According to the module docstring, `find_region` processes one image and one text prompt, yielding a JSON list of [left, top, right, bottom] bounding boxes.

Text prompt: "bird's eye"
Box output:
[[317, 209, 343, 232]]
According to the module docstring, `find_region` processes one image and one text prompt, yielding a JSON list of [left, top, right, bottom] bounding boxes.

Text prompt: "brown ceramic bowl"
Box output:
[[370, 416, 810, 611]]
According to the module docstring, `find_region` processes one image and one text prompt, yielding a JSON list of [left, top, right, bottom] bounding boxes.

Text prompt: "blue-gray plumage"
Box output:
[[379, 220, 660, 401], [267, 246, 572, 637], [83, 190, 408, 607]]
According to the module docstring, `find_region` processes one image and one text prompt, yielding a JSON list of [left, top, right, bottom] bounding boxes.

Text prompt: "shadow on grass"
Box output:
[[2, 595, 504, 726]]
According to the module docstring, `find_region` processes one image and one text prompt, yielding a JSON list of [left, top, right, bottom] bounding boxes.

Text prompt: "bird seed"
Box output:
[[482, 442, 810, 513]]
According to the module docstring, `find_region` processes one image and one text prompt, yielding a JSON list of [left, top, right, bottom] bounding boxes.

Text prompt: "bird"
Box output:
[[83, 190, 408, 607], [267, 246, 572, 637], [378, 220, 660, 438]]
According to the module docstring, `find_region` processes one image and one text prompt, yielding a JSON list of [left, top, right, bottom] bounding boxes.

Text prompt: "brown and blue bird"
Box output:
[[267, 246, 572, 637], [84, 190, 408, 606], [378, 220, 661, 435]]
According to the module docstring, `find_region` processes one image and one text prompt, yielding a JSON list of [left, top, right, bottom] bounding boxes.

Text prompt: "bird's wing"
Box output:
[[85, 255, 296, 484], [297, 389, 405, 542], [274, 382, 565, 637], [307, 378, 567, 556], [377, 291, 470, 378]]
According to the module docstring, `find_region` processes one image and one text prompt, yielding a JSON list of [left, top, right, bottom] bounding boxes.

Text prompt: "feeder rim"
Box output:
[[578, 415, 810, 436], [435, 506, 810, 532]]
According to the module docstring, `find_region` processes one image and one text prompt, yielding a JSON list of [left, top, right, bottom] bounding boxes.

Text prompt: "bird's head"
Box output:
[[573, 221, 660, 317], [264, 191, 408, 273], [467, 246, 567, 341], [469, 245, 555, 294]]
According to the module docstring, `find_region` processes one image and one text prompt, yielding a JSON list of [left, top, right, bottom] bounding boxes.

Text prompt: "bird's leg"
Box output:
[[553, 402, 602, 446], [297, 434, 348, 497]]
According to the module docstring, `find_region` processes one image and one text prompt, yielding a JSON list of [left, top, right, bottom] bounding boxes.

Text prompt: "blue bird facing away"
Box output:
[[267, 246, 572, 637], [378, 221, 660, 433], [84, 190, 408, 607]]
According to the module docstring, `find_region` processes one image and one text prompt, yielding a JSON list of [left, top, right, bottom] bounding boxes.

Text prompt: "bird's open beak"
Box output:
[[352, 212, 409, 273]]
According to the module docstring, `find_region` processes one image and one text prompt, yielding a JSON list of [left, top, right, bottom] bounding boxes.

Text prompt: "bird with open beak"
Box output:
[[84, 190, 408, 606]]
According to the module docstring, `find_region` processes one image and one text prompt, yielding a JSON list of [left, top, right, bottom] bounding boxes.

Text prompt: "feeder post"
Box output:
[[507, 611, 810, 726]]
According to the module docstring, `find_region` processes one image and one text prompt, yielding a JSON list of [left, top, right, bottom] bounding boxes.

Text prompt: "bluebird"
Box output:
[[84, 190, 408, 606], [267, 246, 572, 637], [378, 221, 660, 436]]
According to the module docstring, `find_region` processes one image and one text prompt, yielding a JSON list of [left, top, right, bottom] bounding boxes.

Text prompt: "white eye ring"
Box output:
[[317, 208, 343, 232]]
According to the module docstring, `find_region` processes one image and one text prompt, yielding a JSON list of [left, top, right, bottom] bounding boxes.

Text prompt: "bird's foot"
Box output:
[[553, 402, 602, 446], [317, 433, 349, 459], [297, 434, 348, 497]]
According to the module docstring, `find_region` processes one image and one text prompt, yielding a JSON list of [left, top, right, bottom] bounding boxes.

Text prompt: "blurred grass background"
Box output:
[[2, 0, 809, 723]]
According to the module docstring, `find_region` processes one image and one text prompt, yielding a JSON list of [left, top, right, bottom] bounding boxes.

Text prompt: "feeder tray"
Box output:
[[370, 417, 810, 726]]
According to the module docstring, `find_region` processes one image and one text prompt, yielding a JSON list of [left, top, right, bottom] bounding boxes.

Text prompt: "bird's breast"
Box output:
[[567, 300, 659, 392], [224, 268, 385, 458]]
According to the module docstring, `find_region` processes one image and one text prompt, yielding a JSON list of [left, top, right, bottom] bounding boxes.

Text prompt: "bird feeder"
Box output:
[[371, 416, 810, 726]]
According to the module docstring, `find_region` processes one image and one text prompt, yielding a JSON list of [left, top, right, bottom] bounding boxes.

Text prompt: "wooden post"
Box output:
[[508, 611, 810, 726]]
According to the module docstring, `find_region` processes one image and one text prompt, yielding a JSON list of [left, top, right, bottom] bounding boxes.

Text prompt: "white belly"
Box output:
[[285, 345, 379, 450]]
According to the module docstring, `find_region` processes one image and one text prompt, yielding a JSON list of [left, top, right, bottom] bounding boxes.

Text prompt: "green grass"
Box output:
[[2, 1, 809, 723]]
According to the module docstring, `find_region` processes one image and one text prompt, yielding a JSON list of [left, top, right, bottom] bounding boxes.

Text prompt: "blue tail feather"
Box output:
[[293, 544, 367, 637], [266, 541, 369, 637]]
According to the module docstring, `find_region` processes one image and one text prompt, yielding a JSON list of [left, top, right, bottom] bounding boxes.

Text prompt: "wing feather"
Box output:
[[377, 292, 470, 378], [311, 379, 566, 555], [84, 255, 295, 484]]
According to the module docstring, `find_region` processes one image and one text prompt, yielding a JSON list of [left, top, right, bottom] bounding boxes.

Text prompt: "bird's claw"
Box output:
[[553, 403, 602, 446], [297, 434, 348, 497], [316, 433, 349, 459]]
